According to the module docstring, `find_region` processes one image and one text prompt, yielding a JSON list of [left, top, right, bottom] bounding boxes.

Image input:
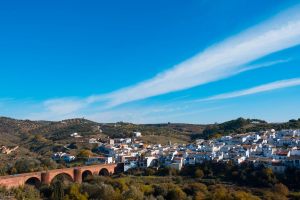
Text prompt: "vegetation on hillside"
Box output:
[[2, 162, 300, 200], [1, 116, 300, 175], [192, 117, 300, 139]]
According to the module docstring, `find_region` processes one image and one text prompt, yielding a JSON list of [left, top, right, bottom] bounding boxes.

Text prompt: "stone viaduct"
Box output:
[[0, 164, 117, 188]]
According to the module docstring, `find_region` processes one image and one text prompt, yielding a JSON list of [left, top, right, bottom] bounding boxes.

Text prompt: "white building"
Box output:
[[133, 132, 142, 137], [70, 132, 82, 138]]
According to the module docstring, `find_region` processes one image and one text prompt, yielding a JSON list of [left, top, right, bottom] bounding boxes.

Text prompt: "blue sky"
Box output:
[[1, 0, 300, 123]]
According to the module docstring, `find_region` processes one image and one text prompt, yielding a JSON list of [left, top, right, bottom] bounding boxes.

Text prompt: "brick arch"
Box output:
[[78, 164, 116, 176], [99, 168, 110, 176], [48, 169, 75, 184], [25, 177, 41, 188], [81, 170, 93, 182], [50, 172, 74, 184]]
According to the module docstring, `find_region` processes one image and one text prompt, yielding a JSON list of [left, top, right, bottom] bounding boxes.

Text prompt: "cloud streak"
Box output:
[[43, 98, 87, 115], [14, 5, 300, 121], [99, 6, 300, 107], [199, 78, 300, 101], [38, 58, 290, 118]]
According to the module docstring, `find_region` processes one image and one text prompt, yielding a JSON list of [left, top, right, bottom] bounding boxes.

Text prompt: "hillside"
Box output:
[[194, 117, 300, 139], [0, 116, 300, 159]]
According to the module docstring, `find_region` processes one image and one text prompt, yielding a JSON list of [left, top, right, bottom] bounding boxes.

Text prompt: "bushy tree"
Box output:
[[194, 169, 204, 179], [263, 191, 287, 200], [157, 167, 179, 176], [40, 158, 58, 170], [14, 158, 41, 173], [184, 182, 207, 197], [64, 184, 88, 200], [232, 191, 260, 200], [195, 191, 206, 200], [77, 149, 92, 159], [82, 183, 120, 200], [166, 187, 187, 200], [52, 180, 65, 200], [122, 186, 144, 200], [210, 185, 232, 200], [13, 186, 41, 200], [141, 185, 154, 196], [144, 168, 156, 176], [273, 183, 289, 197]]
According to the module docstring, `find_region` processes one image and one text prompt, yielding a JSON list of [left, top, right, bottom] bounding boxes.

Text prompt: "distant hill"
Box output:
[[0, 116, 300, 157], [192, 117, 300, 139]]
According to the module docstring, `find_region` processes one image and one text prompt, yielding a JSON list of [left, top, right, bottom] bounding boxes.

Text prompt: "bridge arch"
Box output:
[[25, 177, 41, 188], [99, 168, 110, 176], [82, 170, 93, 182], [51, 173, 74, 185]]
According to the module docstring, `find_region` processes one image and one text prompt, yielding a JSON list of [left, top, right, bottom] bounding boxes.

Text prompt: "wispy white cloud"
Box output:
[[82, 103, 224, 124], [236, 59, 291, 74], [198, 78, 300, 101], [34, 57, 290, 118], [43, 98, 87, 115], [98, 6, 300, 107], [7, 5, 300, 122]]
